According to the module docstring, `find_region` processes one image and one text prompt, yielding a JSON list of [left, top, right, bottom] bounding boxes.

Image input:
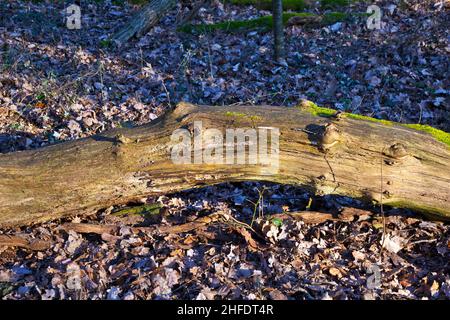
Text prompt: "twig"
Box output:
[[248, 187, 266, 227], [59, 223, 119, 235], [157, 213, 220, 234], [324, 154, 340, 193], [0, 234, 50, 251], [380, 147, 387, 256]]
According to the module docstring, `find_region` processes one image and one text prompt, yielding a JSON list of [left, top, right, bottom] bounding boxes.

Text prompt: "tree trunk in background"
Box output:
[[272, 0, 284, 62], [0, 102, 449, 227], [112, 0, 178, 45]]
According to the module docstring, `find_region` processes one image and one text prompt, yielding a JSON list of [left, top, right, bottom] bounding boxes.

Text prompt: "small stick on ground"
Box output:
[[0, 234, 51, 251]]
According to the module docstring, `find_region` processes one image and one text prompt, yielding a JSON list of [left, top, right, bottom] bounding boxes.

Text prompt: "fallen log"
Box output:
[[112, 0, 178, 45], [0, 101, 449, 227]]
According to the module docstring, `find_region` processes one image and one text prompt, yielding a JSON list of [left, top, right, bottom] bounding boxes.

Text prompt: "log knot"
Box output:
[[333, 110, 344, 121], [320, 122, 341, 151], [384, 142, 408, 164], [115, 134, 132, 145]]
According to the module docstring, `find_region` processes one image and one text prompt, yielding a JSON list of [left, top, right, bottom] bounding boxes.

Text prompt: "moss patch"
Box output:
[[401, 124, 450, 147], [225, 111, 247, 118], [127, 0, 149, 4], [321, 11, 349, 24], [229, 0, 308, 11], [345, 113, 393, 126], [320, 0, 354, 9], [179, 12, 350, 34], [297, 100, 337, 117], [385, 200, 450, 221], [99, 39, 113, 48], [225, 111, 263, 122], [229, 0, 357, 10], [297, 100, 450, 147], [112, 203, 162, 217], [344, 114, 449, 146]]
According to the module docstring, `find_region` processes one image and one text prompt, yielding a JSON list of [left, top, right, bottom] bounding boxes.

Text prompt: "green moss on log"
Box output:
[[345, 113, 394, 126], [225, 111, 263, 122], [298, 100, 450, 147], [346, 114, 450, 147], [225, 111, 247, 118], [400, 124, 450, 147], [297, 100, 337, 117], [179, 12, 350, 34]]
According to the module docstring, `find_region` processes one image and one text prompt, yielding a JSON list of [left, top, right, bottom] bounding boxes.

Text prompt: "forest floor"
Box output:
[[0, 0, 449, 299]]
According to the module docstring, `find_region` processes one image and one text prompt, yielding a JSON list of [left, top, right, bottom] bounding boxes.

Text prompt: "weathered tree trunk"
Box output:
[[112, 0, 178, 45], [272, 0, 285, 62], [0, 102, 449, 227]]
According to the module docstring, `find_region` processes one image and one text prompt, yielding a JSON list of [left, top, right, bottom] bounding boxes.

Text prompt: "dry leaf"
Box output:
[[328, 267, 343, 278]]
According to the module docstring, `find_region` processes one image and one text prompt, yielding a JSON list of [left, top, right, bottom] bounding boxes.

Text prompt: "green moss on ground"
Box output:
[[112, 203, 162, 217], [320, 11, 349, 24], [229, 0, 308, 11], [320, 0, 353, 9], [179, 12, 350, 34], [127, 0, 148, 4], [26, 0, 150, 5], [99, 39, 113, 48], [297, 100, 450, 147], [229, 0, 357, 10]]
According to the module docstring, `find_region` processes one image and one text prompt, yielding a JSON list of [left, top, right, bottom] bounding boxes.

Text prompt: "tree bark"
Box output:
[[272, 0, 285, 62], [0, 102, 449, 227], [112, 0, 178, 45]]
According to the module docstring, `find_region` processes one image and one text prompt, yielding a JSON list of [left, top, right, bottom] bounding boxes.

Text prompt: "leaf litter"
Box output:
[[0, 0, 449, 300]]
